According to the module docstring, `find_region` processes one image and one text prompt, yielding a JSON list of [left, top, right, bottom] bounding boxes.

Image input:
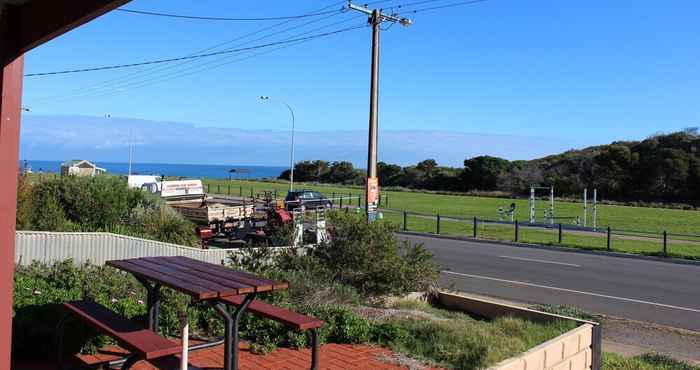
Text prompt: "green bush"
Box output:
[[16, 174, 199, 246], [297, 212, 440, 297], [603, 352, 700, 370]]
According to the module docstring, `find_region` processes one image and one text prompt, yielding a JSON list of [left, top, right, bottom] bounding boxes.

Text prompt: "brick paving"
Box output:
[[14, 342, 442, 370]]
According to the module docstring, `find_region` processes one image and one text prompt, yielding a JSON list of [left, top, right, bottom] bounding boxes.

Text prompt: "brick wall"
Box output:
[[492, 324, 593, 370], [437, 292, 600, 370]]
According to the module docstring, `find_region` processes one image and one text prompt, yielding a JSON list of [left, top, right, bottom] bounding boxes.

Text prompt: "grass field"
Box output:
[[203, 178, 700, 259]]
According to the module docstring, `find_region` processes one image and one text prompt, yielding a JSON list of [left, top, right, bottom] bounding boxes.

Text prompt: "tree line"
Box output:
[[279, 129, 700, 205]]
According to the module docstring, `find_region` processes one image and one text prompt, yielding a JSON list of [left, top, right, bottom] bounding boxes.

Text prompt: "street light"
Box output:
[[260, 96, 296, 192]]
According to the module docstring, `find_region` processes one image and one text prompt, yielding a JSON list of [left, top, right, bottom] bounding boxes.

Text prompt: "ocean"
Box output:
[[22, 160, 287, 180]]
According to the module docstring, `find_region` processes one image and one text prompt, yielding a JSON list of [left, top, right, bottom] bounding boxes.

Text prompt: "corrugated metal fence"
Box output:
[[15, 231, 295, 266]]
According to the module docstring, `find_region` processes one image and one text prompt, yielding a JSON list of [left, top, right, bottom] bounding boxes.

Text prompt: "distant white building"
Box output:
[[127, 175, 162, 190], [60, 160, 106, 177]]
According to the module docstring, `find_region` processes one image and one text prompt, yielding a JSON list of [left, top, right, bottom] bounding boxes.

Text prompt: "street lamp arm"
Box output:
[[260, 96, 296, 192]]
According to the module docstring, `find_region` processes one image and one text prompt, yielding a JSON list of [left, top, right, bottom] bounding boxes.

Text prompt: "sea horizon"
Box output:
[[21, 159, 287, 180]]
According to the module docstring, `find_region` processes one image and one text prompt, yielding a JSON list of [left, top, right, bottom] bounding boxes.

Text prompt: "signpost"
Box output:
[[366, 177, 379, 221]]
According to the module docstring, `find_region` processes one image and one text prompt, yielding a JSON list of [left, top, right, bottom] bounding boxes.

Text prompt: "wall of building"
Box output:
[[491, 324, 593, 370]]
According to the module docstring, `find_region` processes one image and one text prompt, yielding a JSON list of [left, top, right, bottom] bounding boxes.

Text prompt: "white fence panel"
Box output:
[[14, 231, 239, 266]]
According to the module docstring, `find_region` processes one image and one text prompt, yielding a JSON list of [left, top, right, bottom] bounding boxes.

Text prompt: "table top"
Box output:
[[106, 256, 288, 300]]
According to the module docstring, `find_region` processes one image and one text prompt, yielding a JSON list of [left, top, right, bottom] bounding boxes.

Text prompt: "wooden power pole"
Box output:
[[346, 1, 411, 221]]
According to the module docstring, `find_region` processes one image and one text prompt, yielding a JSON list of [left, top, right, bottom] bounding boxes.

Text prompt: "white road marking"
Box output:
[[442, 270, 700, 314], [499, 255, 581, 267]]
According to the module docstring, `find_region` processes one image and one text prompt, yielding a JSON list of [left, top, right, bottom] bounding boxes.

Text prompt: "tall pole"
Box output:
[[282, 101, 296, 192], [550, 186, 554, 225], [128, 129, 133, 177], [260, 96, 295, 192], [583, 188, 588, 227], [366, 9, 381, 219], [347, 1, 411, 221], [593, 188, 598, 230]]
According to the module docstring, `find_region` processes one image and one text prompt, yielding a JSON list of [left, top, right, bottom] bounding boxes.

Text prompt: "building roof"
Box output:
[[61, 159, 96, 168]]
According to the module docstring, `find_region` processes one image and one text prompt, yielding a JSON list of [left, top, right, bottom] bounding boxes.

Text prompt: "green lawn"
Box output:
[[203, 179, 700, 259]]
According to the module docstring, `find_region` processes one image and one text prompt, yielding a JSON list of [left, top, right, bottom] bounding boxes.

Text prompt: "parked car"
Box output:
[[285, 190, 332, 211]]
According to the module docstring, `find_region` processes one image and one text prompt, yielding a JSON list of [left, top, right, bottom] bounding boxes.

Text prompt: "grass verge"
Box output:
[[603, 353, 700, 370]]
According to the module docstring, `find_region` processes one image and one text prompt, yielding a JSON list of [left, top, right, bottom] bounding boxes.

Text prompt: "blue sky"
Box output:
[[20, 0, 700, 161]]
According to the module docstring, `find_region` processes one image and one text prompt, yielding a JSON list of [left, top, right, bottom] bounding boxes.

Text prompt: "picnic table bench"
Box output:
[[56, 256, 323, 370], [56, 300, 182, 369]]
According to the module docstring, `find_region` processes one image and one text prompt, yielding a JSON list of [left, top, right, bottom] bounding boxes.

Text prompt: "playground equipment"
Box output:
[[498, 203, 517, 222], [583, 188, 598, 229], [529, 186, 555, 224], [527, 185, 597, 226]]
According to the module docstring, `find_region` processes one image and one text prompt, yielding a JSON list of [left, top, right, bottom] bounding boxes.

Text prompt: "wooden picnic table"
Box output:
[[106, 256, 287, 370]]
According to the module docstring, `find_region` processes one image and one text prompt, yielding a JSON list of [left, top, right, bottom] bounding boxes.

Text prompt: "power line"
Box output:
[[82, 17, 367, 100], [24, 26, 362, 77], [406, 0, 489, 13], [115, 7, 342, 21], [28, 1, 349, 103], [90, 25, 369, 100]]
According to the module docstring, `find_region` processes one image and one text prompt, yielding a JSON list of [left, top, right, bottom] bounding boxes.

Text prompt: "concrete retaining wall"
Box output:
[[437, 291, 601, 370]]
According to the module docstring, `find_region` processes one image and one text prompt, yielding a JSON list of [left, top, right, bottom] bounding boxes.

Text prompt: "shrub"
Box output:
[[17, 175, 199, 246], [306, 212, 440, 297], [603, 352, 700, 370]]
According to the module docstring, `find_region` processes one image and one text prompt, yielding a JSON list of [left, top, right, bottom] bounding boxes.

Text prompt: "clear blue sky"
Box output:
[[21, 0, 700, 146]]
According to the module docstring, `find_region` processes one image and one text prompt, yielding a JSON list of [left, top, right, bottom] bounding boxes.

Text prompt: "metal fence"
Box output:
[[382, 208, 700, 259], [15, 231, 299, 266]]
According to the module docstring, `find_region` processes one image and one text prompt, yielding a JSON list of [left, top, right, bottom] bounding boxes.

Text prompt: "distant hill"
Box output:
[[281, 129, 700, 204]]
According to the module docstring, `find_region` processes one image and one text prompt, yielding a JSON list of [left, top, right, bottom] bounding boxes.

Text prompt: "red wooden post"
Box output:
[[0, 55, 24, 370], [0, 2, 133, 367]]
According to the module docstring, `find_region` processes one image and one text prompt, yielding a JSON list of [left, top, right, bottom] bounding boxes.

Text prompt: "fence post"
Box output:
[[473, 217, 478, 238], [663, 231, 668, 257], [332, 192, 335, 208], [340, 196, 343, 209], [558, 223, 563, 244], [217, 184, 220, 193], [403, 211, 407, 231], [436, 214, 441, 234], [607, 227, 612, 251], [514, 220, 520, 242], [207, 183, 210, 193], [385, 194, 389, 208], [250, 188, 254, 199], [227, 184, 231, 195], [239, 186, 242, 197], [378, 194, 381, 207]]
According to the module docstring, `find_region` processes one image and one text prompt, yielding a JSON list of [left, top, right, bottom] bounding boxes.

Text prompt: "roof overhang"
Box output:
[[1, 0, 130, 64]]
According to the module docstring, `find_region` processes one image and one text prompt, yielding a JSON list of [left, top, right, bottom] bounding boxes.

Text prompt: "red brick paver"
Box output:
[[14, 342, 443, 370]]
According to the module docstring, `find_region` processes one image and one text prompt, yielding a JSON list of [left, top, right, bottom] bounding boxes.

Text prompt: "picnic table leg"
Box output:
[[135, 277, 161, 332], [181, 309, 189, 370], [212, 294, 256, 370]]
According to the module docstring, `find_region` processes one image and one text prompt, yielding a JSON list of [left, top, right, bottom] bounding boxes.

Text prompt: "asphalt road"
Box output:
[[398, 234, 700, 331]]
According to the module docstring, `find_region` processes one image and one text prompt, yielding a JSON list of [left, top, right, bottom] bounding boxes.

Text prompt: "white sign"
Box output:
[[161, 180, 204, 198]]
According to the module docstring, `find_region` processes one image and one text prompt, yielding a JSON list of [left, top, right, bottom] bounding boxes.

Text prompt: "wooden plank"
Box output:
[[167, 256, 287, 292], [172, 255, 288, 290], [126, 259, 239, 297], [164, 256, 273, 292], [64, 300, 181, 360], [106, 260, 214, 299], [140, 257, 254, 296], [220, 295, 324, 331]]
